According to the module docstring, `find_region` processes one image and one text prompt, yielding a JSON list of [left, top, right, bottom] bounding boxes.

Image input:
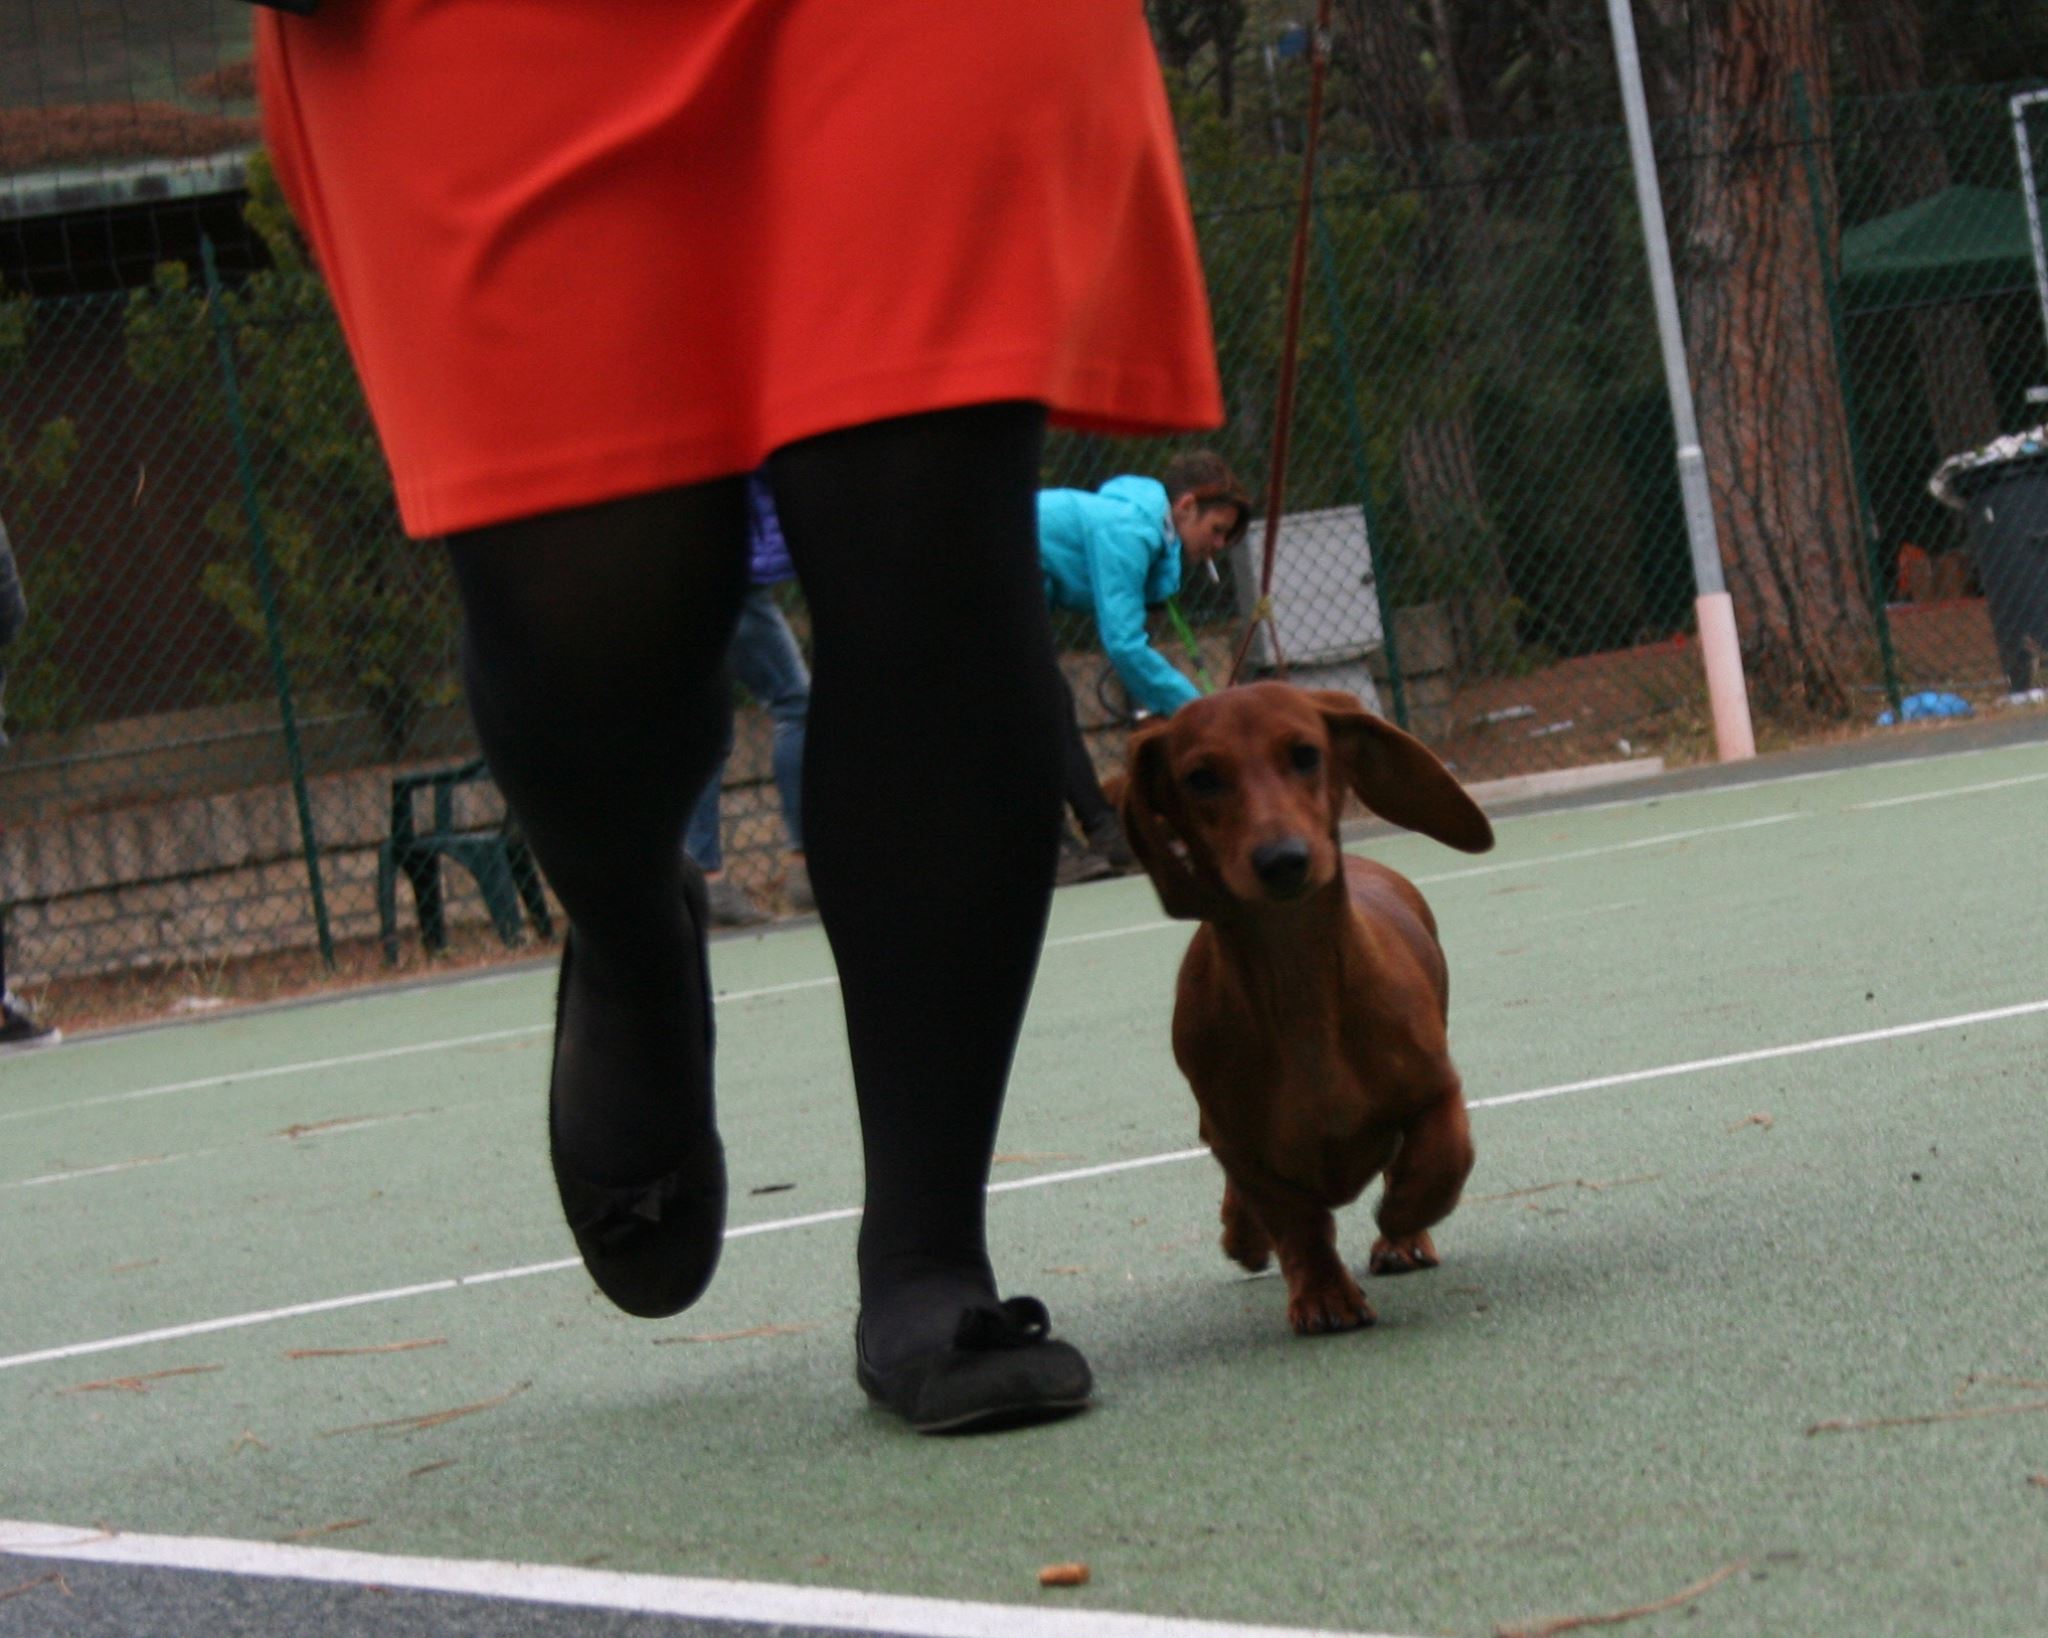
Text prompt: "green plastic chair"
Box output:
[[376, 757, 553, 963]]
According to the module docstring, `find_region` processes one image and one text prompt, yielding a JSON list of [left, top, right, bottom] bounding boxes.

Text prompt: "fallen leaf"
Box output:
[[653, 1323, 818, 1346], [1043, 1266, 1087, 1276], [1809, 1397, 2048, 1437], [1495, 1561, 1745, 1638], [2029, 1474, 2048, 1489], [286, 1339, 447, 1360], [59, 1364, 222, 1396], [1572, 1173, 1662, 1193], [1727, 1113, 1774, 1132], [1475, 1181, 1570, 1203], [748, 1183, 796, 1195], [1038, 1563, 1090, 1588], [319, 1382, 530, 1437], [0, 1572, 69, 1605], [407, 1459, 457, 1480], [276, 1116, 373, 1141], [277, 1519, 371, 1543], [1473, 1174, 1659, 1205], [1955, 1372, 2048, 1404], [230, 1430, 269, 1454]]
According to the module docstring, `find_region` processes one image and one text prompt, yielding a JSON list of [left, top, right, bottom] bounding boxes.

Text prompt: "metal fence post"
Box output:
[[1311, 187, 1408, 730], [1605, 0, 1755, 760], [2011, 89, 2048, 367], [200, 235, 336, 969]]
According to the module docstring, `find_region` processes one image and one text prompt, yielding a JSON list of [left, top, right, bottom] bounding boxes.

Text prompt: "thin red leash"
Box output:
[[1227, 0, 1335, 689]]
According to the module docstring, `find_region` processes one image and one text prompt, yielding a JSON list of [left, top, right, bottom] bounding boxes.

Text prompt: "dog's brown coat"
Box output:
[[1118, 682, 1494, 1334]]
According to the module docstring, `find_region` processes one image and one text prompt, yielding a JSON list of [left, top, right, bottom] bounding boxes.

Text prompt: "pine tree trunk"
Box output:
[[1672, 0, 1873, 714]]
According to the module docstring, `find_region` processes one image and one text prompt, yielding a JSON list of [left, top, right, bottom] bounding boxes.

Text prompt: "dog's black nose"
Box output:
[[1251, 838, 1313, 898]]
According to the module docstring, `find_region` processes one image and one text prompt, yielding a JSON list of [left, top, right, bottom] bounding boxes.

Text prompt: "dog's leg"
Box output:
[[1246, 1189, 1374, 1335], [1369, 1087, 1474, 1276], [1218, 1178, 1272, 1272]]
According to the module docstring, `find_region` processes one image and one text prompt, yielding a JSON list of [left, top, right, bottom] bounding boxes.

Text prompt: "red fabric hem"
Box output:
[[396, 354, 1225, 538]]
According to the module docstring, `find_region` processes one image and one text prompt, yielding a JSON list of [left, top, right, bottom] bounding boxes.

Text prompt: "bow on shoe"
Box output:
[[566, 1167, 697, 1252], [952, 1296, 1053, 1352]]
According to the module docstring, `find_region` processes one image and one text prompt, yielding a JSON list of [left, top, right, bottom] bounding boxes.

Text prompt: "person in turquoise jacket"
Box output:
[[1037, 450, 1249, 876]]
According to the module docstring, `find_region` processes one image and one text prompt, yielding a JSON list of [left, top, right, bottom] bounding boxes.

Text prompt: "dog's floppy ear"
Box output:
[[1310, 690, 1494, 854], [1117, 721, 1224, 920]]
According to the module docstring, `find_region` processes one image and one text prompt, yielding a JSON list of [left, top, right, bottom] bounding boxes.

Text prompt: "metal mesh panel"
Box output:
[[1, 240, 483, 994], [8, 49, 2048, 1012]]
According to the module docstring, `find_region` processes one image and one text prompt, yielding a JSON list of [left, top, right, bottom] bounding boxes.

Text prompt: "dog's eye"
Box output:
[[1183, 767, 1225, 799], [1289, 743, 1322, 775]]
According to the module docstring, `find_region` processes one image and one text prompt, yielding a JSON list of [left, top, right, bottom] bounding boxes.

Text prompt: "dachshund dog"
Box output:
[[1117, 683, 1495, 1335]]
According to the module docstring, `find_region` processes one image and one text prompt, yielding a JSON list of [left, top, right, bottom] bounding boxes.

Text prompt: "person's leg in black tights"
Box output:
[[1056, 669, 1118, 838], [445, 483, 748, 1187], [770, 402, 1068, 1372]]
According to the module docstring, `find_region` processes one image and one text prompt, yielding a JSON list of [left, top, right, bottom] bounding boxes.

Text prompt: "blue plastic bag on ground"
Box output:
[[1876, 690, 1974, 726]]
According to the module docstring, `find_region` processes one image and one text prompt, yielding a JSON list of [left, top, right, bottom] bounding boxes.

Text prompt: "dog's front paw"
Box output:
[[1287, 1273, 1376, 1336], [1368, 1232, 1439, 1275]]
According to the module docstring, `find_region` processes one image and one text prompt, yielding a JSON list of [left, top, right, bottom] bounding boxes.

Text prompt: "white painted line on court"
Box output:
[[1, 1103, 500, 1195], [0, 1521, 1398, 1638], [0, 1277, 484, 1374], [0, 962, 1060, 1130], [0, 811, 1827, 1135], [1526, 898, 1646, 925], [1412, 812, 1805, 885], [1489, 732, 2048, 820], [9, 993, 2048, 1379], [1468, 995, 2048, 1111], [989, 1148, 1211, 1194], [725, 1204, 860, 1238], [1035, 814, 1806, 951], [1848, 769, 2048, 810], [16, 1154, 177, 1188], [1047, 919, 1176, 948], [9, 1138, 1212, 1211], [0, 1025, 549, 1127]]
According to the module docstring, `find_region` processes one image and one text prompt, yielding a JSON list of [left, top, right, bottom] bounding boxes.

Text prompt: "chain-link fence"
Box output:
[[7, 69, 2048, 1014]]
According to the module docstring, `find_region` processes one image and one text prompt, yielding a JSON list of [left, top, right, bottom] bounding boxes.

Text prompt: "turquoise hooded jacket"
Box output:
[[1037, 475, 1201, 717]]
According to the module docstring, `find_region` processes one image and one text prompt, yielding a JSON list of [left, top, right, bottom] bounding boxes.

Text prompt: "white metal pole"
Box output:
[[2010, 90, 2048, 371], [1606, 0, 1755, 761]]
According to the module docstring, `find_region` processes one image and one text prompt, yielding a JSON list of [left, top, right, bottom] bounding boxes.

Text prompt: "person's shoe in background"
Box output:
[[1082, 813, 1140, 875], [0, 991, 60, 1052], [1054, 830, 1115, 887], [783, 855, 816, 914], [704, 874, 772, 928]]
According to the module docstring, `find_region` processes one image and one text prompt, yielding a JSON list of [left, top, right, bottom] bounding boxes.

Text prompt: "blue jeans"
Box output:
[[684, 585, 810, 872]]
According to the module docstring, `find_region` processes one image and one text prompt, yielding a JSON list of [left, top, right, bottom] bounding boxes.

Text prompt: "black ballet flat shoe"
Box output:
[[855, 1296, 1094, 1434], [547, 879, 726, 1320]]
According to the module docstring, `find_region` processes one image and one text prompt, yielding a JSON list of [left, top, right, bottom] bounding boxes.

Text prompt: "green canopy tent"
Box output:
[[1837, 183, 2039, 316]]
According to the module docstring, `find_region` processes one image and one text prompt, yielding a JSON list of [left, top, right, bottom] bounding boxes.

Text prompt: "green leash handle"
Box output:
[[1165, 596, 1214, 695]]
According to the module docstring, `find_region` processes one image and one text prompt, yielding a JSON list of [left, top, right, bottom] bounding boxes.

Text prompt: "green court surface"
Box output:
[[5, 732, 2048, 1636]]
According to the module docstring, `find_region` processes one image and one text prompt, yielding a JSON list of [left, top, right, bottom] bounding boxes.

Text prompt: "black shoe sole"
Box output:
[[854, 1313, 1094, 1435], [547, 872, 726, 1319]]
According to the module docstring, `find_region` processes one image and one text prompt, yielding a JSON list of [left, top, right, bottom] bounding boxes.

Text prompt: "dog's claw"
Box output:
[[1368, 1233, 1439, 1275]]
